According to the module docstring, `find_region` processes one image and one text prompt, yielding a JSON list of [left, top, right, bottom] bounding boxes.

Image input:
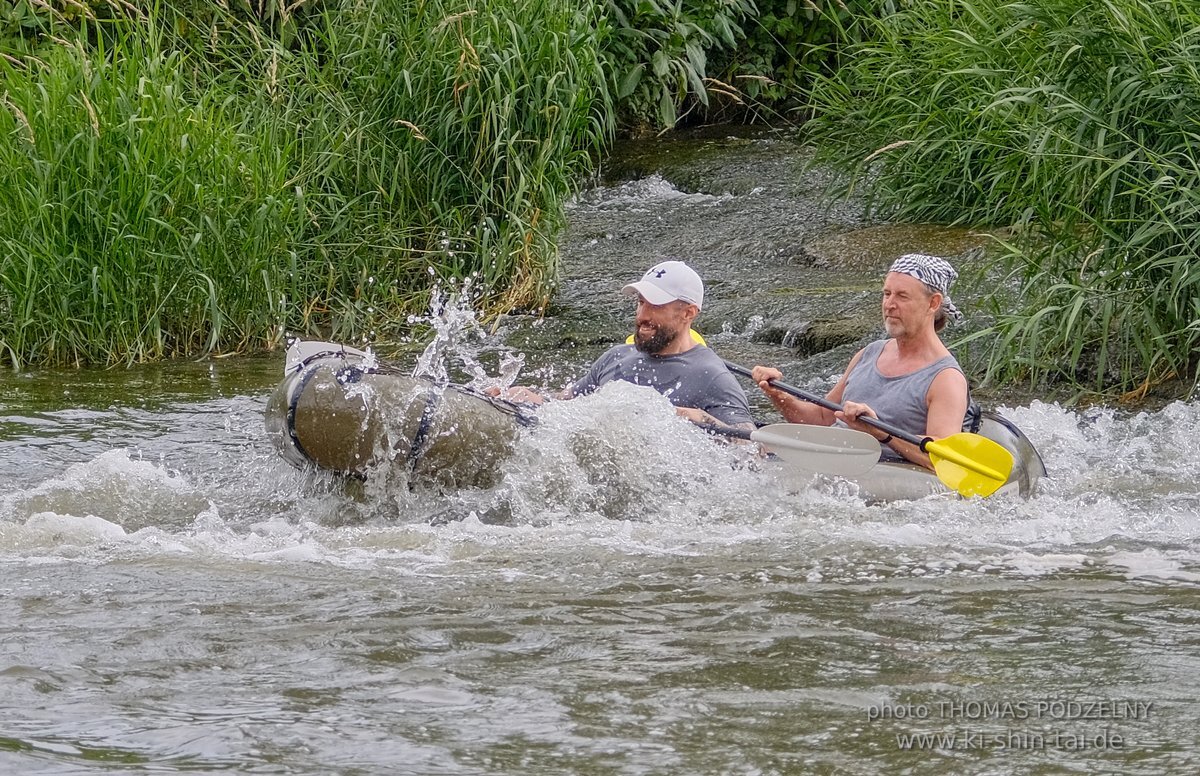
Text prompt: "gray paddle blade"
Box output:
[[750, 423, 881, 476]]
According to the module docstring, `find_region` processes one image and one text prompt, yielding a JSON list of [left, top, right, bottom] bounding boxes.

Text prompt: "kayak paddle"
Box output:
[[722, 359, 1015, 497], [702, 423, 881, 476]]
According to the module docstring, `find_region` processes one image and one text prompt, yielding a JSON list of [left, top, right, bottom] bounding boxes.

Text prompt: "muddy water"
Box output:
[[2, 131, 1198, 774]]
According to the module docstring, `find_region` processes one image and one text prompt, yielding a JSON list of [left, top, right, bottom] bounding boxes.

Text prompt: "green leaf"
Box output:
[[658, 90, 677, 127], [618, 63, 645, 98], [651, 48, 669, 77], [685, 40, 706, 75]]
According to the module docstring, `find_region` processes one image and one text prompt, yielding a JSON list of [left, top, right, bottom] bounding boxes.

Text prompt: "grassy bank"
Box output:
[[805, 0, 1200, 397], [0, 0, 884, 368], [0, 0, 610, 366]]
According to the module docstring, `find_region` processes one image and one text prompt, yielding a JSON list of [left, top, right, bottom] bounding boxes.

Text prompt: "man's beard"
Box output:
[[634, 323, 677, 354]]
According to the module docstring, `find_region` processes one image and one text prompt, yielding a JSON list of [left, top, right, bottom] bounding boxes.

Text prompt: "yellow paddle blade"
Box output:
[[927, 433, 1015, 498]]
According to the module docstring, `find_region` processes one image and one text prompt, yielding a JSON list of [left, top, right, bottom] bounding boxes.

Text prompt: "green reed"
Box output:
[[297, 0, 611, 311], [0, 28, 299, 365], [805, 0, 1200, 396], [0, 0, 610, 366]]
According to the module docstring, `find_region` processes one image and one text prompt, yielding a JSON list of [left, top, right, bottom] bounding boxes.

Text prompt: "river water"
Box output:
[[3, 132, 1199, 774]]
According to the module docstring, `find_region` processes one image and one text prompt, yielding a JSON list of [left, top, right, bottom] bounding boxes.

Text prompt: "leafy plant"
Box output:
[[805, 0, 1200, 395], [604, 0, 755, 129], [713, 0, 882, 116]]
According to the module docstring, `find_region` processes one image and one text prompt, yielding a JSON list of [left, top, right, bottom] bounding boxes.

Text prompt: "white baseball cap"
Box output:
[[621, 260, 704, 310]]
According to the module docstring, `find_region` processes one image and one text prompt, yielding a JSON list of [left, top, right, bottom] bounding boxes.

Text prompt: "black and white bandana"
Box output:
[[888, 253, 964, 323]]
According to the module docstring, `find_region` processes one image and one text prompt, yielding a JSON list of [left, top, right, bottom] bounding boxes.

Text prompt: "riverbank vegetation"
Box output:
[[5, 1, 1196, 401], [1, 0, 872, 367], [0, 0, 610, 366], [804, 0, 1200, 397]]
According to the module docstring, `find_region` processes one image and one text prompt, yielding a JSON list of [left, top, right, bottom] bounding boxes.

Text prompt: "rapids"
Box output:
[[2, 130, 1198, 774]]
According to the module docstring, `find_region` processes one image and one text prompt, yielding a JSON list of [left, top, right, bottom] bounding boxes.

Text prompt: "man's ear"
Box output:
[[681, 302, 699, 324]]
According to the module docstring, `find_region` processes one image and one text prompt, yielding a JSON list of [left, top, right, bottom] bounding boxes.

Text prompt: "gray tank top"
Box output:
[[841, 339, 963, 461]]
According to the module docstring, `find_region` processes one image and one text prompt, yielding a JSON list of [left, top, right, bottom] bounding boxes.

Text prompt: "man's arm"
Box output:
[[486, 385, 572, 405], [923, 368, 970, 441], [484, 347, 616, 405], [674, 406, 755, 432], [751, 349, 864, 427]]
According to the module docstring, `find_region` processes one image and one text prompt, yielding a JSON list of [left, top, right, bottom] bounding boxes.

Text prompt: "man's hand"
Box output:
[[484, 386, 546, 406], [750, 365, 783, 391], [750, 365, 794, 408], [674, 406, 712, 425], [836, 401, 887, 441]]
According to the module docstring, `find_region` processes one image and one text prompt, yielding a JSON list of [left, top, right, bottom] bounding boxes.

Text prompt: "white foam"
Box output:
[[996, 551, 1091, 576], [0, 449, 213, 533], [1104, 549, 1200, 582], [23, 512, 127, 541], [567, 175, 732, 213], [4, 364, 1200, 586]]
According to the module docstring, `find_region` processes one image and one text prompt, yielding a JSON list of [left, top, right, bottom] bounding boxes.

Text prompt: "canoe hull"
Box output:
[[264, 345, 524, 489]]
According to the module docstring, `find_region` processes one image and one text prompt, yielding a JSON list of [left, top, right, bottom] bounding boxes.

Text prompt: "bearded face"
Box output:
[[634, 322, 679, 354], [633, 299, 694, 355]]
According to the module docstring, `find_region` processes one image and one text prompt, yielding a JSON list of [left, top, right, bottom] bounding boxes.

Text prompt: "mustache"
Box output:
[[634, 322, 676, 354]]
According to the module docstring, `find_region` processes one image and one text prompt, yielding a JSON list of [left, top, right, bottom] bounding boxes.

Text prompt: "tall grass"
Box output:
[[0, 0, 611, 366], [0, 29, 301, 365], [805, 0, 1200, 396], [300, 0, 611, 309]]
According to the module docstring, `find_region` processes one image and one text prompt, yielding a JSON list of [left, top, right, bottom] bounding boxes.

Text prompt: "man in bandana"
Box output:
[[751, 254, 970, 471]]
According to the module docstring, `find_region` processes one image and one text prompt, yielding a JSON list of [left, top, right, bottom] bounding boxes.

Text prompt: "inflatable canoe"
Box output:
[[265, 341, 1046, 500]]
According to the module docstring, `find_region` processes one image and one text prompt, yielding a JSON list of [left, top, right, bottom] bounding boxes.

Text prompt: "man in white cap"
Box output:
[[492, 260, 754, 430], [751, 253, 970, 470]]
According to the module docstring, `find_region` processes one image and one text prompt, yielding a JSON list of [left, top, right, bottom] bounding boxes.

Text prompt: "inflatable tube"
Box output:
[[264, 344, 532, 489]]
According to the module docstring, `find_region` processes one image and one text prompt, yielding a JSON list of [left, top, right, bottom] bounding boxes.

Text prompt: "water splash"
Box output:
[[0, 449, 213, 533], [484, 381, 766, 526], [409, 278, 526, 392], [3, 341, 1199, 586], [710, 314, 766, 342]]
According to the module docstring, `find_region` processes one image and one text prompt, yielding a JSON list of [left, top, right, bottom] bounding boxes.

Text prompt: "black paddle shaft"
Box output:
[[721, 359, 930, 450], [694, 422, 753, 440]]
